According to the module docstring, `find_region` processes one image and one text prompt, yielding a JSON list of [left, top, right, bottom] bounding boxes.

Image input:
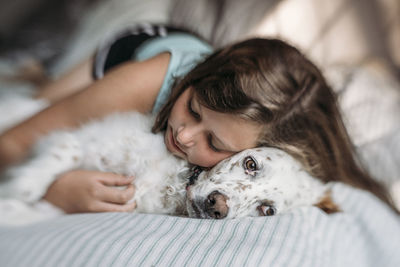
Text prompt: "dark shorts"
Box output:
[[92, 24, 191, 79]]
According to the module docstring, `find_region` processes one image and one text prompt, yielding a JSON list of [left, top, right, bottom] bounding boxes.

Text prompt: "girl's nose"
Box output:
[[176, 125, 200, 147]]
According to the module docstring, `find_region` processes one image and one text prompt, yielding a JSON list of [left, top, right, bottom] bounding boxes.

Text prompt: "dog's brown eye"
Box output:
[[243, 156, 257, 173], [258, 204, 276, 216]]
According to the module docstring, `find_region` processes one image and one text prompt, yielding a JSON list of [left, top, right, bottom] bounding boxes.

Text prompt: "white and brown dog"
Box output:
[[0, 111, 339, 224], [187, 147, 339, 219]]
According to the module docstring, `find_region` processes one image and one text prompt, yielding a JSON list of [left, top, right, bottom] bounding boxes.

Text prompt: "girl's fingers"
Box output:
[[100, 184, 136, 204], [98, 173, 135, 186], [95, 200, 137, 213]]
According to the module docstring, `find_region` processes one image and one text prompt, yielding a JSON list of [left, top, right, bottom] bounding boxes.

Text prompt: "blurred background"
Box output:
[[0, 0, 398, 78]]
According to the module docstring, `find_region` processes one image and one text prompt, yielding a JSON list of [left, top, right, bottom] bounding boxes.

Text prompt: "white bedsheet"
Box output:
[[0, 183, 399, 267]]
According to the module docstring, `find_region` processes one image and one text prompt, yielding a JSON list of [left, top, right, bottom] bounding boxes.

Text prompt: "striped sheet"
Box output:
[[0, 183, 399, 267]]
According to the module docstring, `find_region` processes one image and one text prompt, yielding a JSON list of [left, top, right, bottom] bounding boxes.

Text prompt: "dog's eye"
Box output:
[[243, 156, 258, 175], [257, 204, 277, 216]]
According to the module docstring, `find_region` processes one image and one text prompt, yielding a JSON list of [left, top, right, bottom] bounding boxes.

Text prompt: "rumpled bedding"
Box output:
[[0, 183, 399, 267]]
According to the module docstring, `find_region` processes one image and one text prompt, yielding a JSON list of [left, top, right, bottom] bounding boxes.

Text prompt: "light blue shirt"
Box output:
[[133, 33, 213, 114]]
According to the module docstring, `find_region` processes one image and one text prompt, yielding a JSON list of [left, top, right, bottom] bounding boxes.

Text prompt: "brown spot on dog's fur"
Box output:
[[284, 200, 292, 206], [229, 163, 235, 171], [314, 191, 341, 214], [235, 183, 252, 191], [229, 161, 241, 171]]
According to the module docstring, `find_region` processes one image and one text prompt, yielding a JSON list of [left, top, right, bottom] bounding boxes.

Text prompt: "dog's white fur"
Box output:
[[0, 107, 338, 224], [187, 147, 336, 218], [1, 112, 189, 216]]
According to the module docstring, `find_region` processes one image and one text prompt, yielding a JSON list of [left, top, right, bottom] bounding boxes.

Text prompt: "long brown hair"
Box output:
[[153, 38, 398, 213]]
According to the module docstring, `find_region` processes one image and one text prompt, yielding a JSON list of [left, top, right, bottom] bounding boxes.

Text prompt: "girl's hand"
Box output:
[[43, 170, 136, 213]]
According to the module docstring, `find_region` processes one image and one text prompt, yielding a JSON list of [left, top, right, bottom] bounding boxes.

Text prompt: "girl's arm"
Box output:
[[1, 52, 171, 214], [35, 57, 94, 104], [0, 52, 171, 170]]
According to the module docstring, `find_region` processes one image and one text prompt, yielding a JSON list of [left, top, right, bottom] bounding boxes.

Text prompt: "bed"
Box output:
[[0, 0, 399, 266], [0, 183, 399, 267]]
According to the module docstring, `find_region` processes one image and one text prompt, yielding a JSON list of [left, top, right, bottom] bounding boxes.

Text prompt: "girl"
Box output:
[[0, 24, 397, 214]]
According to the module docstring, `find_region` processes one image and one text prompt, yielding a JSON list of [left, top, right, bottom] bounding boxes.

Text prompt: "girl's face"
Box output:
[[165, 87, 262, 168]]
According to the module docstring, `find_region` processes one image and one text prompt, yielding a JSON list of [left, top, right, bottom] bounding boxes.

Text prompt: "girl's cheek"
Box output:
[[188, 150, 212, 167], [205, 152, 236, 168], [189, 152, 222, 168]]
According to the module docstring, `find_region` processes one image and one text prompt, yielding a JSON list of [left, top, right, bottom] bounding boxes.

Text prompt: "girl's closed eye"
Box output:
[[188, 97, 222, 153], [188, 98, 200, 120], [208, 134, 221, 152]]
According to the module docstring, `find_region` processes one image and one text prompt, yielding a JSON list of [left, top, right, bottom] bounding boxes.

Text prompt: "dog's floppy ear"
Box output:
[[314, 190, 341, 214]]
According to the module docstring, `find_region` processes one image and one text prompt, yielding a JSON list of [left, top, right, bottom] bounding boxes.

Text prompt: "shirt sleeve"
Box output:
[[133, 33, 213, 114]]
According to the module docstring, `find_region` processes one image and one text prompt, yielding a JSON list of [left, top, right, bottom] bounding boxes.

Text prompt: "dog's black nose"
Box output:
[[204, 191, 228, 219]]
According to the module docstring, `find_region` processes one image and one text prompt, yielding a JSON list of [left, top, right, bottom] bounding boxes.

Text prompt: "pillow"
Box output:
[[325, 61, 400, 181], [324, 60, 400, 209]]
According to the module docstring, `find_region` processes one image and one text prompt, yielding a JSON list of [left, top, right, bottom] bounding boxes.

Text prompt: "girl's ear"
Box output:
[[314, 190, 341, 214]]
